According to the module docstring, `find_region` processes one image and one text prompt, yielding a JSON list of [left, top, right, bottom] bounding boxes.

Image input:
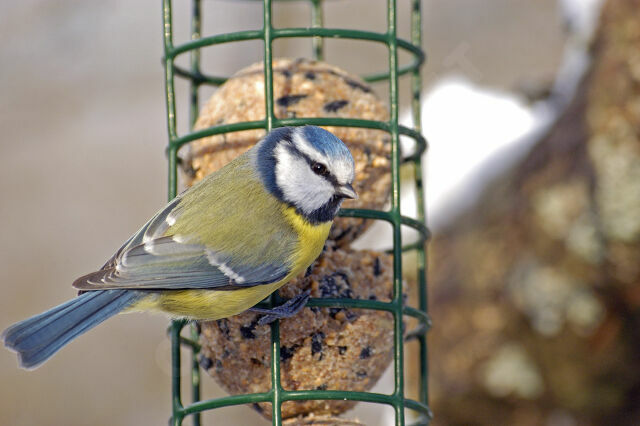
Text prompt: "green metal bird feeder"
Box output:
[[162, 0, 430, 424]]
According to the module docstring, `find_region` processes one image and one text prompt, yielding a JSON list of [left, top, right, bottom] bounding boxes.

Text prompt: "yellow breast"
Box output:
[[281, 205, 332, 277]]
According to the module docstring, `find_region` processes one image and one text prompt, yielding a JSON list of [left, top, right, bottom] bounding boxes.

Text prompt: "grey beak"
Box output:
[[337, 183, 358, 200]]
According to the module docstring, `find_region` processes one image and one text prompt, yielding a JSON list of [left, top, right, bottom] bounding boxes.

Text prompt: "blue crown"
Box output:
[[301, 126, 353, 163]]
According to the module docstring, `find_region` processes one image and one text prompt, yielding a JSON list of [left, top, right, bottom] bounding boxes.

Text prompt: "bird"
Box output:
[[2, 125, 357, 370]]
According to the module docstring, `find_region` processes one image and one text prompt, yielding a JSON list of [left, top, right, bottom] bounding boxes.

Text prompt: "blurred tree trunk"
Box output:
[[428, 0, 640, 424]]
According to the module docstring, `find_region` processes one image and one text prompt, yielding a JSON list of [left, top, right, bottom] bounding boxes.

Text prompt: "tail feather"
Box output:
[[4, 291, 106, 351], [2, 289, 143, 369]]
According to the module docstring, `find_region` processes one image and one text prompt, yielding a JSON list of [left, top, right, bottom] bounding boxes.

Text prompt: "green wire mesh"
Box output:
[[162, 0, 430, 424]]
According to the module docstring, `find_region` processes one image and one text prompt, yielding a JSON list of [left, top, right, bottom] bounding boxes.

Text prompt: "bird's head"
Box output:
[[256, 126, 356, 224]]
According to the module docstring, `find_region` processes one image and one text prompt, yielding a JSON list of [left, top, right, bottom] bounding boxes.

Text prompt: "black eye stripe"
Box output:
[[283, 141, 340, 186]]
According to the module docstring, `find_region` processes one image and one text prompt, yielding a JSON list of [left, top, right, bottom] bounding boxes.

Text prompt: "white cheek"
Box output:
[[294, 171, 334, 213], [275, 146, 334, 213]]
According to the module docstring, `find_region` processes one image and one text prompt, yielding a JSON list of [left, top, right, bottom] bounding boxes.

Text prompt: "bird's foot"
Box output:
[[250, 290, 311, 325]]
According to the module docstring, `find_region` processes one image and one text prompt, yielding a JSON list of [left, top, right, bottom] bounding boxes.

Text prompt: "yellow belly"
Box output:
[[281, 206, 332, 275], [129, 206, 332, 320], [131, 282, 283, 320]]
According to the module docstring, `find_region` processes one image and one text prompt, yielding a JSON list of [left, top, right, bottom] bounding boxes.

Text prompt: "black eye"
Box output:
[[311, 162, 329, 176]]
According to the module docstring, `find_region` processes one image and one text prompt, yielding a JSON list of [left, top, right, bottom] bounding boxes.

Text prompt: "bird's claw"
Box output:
[[249, 290, 311, 325]]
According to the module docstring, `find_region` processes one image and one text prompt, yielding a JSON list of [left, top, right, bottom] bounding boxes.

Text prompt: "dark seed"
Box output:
[[217, 319, 230, 338], [305, 71, 316, 80], [323, 100, 349, 112], [240, 321, 257, 339], [280, 69, 292, 78], [368, 294, 378, 300], [252, 403, 263, 413], [311, 332, 325, 355], [332, 226, 352, 242], [276, 94, 307, 107], [320, 275, 339, 298], [359, 347, 372, 359], [338, 346, 348, 355], [333, 271, 351, 287], [319, 273, 353, 299], [280, 346, 296, 362], [345, 310, 358, 321], [345, 78, 372, 93], [356, 370, 368, 379], [198, 356, 213, 370], [321, 273, 353, 318], [316, 384, 328, 390], [215, 359, 223, 372], [373, 257, 382, 276]]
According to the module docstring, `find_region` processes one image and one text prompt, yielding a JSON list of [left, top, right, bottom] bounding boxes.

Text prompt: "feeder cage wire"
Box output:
[[162, 0, 431, 424]]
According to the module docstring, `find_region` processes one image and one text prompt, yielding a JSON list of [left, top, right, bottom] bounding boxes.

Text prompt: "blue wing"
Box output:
[[73, 195, 290, 292]]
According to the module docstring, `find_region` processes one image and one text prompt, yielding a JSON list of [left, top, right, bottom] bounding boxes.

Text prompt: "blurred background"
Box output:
[[3, 0, 637, 425]]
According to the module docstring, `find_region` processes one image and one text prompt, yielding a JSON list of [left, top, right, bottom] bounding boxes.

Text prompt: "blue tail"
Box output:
[[2, 289, 143, 369]]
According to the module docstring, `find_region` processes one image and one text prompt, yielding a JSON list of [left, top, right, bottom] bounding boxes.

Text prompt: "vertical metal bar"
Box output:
[[163, 0, 179, 201], [189, 2, 203, 425], [270, 320, 283, 426], [410, 0, 430, 418], [263, 0, 275, 133], [170, 322, 185, 426], [189, 325, 201, 426], [410, 0, 423, 137], [189, 0, 202, 129], [310, 0, 324, 61], [387, 0, 405, 425], [263, 1, 282, 425], [163, 1, 183, 424]]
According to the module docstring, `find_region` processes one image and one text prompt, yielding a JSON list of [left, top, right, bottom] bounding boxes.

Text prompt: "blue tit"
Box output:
[[3, 125, 357, 370]]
